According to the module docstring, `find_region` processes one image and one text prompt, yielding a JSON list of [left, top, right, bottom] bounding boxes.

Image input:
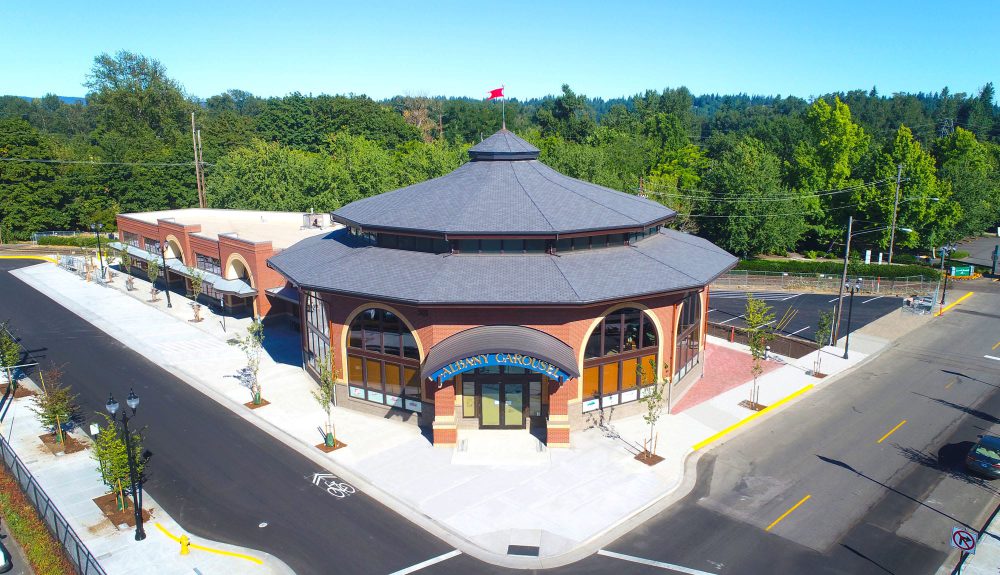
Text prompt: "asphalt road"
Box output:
[[707, 290, 903, 343], [0, 260, 453, 575]]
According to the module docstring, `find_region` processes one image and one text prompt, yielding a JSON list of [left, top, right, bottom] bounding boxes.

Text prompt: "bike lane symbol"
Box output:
[[311, 473, 356, 499]]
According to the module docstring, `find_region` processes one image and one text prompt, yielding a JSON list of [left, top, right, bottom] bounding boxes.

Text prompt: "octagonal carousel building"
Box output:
[[268, 130, 737, 447]]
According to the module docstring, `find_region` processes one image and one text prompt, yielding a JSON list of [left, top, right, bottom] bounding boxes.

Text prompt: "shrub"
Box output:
[[734, 259, 940, 279], [892, 253, 919, 265], [37, 235, 100, 248]]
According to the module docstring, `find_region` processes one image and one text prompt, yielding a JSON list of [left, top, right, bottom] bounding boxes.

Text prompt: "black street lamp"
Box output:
[[158, 244, 172, 308], [842, 278, 863, 359], [106, 389, 146, 541], [90, 223, 105, 279], [939, 243, 957, 306]]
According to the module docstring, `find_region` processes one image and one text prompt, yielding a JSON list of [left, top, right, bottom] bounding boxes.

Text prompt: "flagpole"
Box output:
[[501, 84, 506, 130]]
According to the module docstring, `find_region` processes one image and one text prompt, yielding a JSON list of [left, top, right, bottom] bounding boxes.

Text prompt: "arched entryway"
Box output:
[[224, 253, 257, 317]]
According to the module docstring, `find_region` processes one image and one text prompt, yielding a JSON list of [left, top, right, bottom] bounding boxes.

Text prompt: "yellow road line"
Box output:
[[877, 420, 907, 444], [935, 292, 974, 316], [945, 380, 955, 389], [692, 385, 814, 451], [154, 523, 263, 565], [0, 255, 57, 264], [992, 341, 1000, 351], [765, 494, 811, 531]]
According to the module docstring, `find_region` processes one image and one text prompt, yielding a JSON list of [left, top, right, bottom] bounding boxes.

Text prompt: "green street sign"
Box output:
[[950, 265, 973, 277]]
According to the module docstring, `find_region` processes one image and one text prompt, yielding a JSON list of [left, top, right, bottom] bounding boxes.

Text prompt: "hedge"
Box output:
[[734, 259, 941, 280], [36, 235, 100, 248], [0, 464, 75, 574]]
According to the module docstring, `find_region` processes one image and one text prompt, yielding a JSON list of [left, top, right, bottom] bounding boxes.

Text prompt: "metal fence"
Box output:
[[0, 434, 106, 575], [707, 322, 818, 359], [712, 270, 936, 296]]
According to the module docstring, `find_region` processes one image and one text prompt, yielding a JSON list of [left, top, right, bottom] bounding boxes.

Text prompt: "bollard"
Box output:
[[730, 326, 735, 342], [180, 534, 191, 556]]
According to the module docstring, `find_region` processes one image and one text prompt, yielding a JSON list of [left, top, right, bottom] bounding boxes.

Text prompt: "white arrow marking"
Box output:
[[312, 472, 336, 486]]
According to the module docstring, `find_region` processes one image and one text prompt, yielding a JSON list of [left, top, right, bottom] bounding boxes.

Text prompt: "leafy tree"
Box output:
[[700, 138, 804, 256], [936, 127, 1000, 236], [186, 267, 204, 322], [92, 412, 146, 507], [744, 295, 775, 409], [0, 119, 69, 240], [311, 353, 339, 448], [637, 358, 667, 460], [30, 367, 79, 442], [813, 309, 835, 375], [145, 255, 160, 301], [229, 320, 265, 405], [0, 322, 21, 389], [535, 85, 597, 143]]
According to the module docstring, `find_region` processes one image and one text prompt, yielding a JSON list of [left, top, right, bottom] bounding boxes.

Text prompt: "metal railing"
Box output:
[[712, 270, 935, 295], [0, 434, 106, 575]]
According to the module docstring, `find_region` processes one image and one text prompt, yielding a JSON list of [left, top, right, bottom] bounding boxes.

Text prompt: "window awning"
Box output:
[[108, 241, 257, 297], [421, 325, 580, 381], [265, 285, 300, 304]]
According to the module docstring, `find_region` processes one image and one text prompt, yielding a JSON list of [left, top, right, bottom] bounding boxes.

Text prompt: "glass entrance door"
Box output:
[[477, 380, 526, 429], [480, 383, 502, 427]]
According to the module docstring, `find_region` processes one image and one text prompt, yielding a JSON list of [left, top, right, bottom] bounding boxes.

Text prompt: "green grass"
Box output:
[[0, 464, 75, 574]]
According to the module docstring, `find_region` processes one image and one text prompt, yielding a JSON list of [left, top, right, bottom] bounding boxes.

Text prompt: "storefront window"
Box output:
[[582, 307, 658, 411], [304, 291, 330, 372], [346, 308, 421, 409], [123, 231, 140, 248], [674, 291, 703, 383]]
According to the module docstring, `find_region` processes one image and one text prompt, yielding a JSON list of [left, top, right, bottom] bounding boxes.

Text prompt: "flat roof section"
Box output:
[[120, 208, 332, 249]]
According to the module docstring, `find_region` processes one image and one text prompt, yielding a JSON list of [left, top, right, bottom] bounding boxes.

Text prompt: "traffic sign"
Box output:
[[950, 265, 973, 277], [951, 526, 977, 553]]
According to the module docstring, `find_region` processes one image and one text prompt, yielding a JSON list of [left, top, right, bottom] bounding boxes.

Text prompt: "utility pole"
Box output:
[[834, 215, 854, 343], [196, 129, 206, 205], [887, 164, 903, 265], [191, 113, 206, 208]]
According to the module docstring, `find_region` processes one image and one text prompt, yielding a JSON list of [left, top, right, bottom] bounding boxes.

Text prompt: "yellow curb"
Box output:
[[935, 291, 974, 316], [0, 255, 57, 264], [692, 384, 814, 451], [154, 523, 263, 565]]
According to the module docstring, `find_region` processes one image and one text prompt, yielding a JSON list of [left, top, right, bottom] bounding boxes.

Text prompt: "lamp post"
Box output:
[[158, 244, 172, 308], [105, 389, 146, 541], [842, 278, 863, 359], [939, 243, 957, 306], [90, 223, 105, 279]]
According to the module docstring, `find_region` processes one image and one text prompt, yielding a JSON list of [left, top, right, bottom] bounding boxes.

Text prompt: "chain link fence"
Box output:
[[712, 270, 936, 296], [0, 434, 106, 575]]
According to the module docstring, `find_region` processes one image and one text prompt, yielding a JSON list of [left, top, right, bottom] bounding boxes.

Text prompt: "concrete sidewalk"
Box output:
[[1, 374, 293, 575], [8, 261, 937, 568]]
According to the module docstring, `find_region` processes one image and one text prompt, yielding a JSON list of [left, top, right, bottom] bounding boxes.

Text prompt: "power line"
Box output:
[[642, 178, 898, 203], [0, 157, 214, 167], [673, 195, 930, 218]]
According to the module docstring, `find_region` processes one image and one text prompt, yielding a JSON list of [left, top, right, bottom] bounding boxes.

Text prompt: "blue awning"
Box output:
[[108, 242, 257, 297]]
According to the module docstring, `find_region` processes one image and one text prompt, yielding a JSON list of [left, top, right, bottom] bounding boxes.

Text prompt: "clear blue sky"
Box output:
[[2, 0, 997, 101]]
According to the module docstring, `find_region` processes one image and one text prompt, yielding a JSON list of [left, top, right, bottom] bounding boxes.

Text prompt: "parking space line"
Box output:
[[765, 494, 811, 531], [985, 355, 1000, 362], [388, 550, 462, 575], [861, 296, 884, 304], [877, 420, 907, 444], [790, 326, 810, 335], [597, 550, 717, 574], [827, 297, 839, 303], [719, 315, 745, 325], [782, 294, 801, 301]]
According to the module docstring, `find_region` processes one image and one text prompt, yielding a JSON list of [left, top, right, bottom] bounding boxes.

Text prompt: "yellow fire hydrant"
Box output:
[[180, 535, 191, 556]]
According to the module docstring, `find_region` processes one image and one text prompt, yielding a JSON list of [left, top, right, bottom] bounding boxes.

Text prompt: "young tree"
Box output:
[[186, 267, 204, 322], [145, 255, 160, 301], [813, 309, 836, 375], [0, 321, 20, 390], [229, 320, 265, 405], [311, 353, 340, 448], [92, 413, 146, 509], [117, 248, 135, 291], [744, 295, 776, 409], [637, 358, 667, 460], [30, 367, 79, 443]]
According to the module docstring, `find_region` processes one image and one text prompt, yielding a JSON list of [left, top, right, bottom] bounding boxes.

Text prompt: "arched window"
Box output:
[[581, 308, 658, 412], [674, 291, 702, 381], [346, 308, 421, 407]]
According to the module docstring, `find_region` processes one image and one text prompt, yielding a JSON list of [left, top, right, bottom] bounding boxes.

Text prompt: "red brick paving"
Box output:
[[672, 343, 783, 414]]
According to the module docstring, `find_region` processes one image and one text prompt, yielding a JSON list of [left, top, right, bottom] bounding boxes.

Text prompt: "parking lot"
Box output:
[[707, 290, 904, 342]]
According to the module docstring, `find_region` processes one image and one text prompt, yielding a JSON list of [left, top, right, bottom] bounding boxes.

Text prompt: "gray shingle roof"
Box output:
[[468, 129, 540, 160], [332, 158, 675, 235], [267, 228, 737, 305]]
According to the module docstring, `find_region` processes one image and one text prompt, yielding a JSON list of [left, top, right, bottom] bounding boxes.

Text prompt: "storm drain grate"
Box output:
[[507, 545, 540, 556]]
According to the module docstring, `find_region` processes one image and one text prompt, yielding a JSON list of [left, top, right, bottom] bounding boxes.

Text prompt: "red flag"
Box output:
[[487, 87, 504, 100]]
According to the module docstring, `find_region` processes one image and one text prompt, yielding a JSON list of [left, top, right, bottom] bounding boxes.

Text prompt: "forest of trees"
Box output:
[[2, 50, 999, 259]]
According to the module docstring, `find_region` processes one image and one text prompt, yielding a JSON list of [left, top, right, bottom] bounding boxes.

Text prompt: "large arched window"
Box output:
[[346, 308, 421, 408], [674, 291, 702, 382], [582, 308, 658, 412]]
